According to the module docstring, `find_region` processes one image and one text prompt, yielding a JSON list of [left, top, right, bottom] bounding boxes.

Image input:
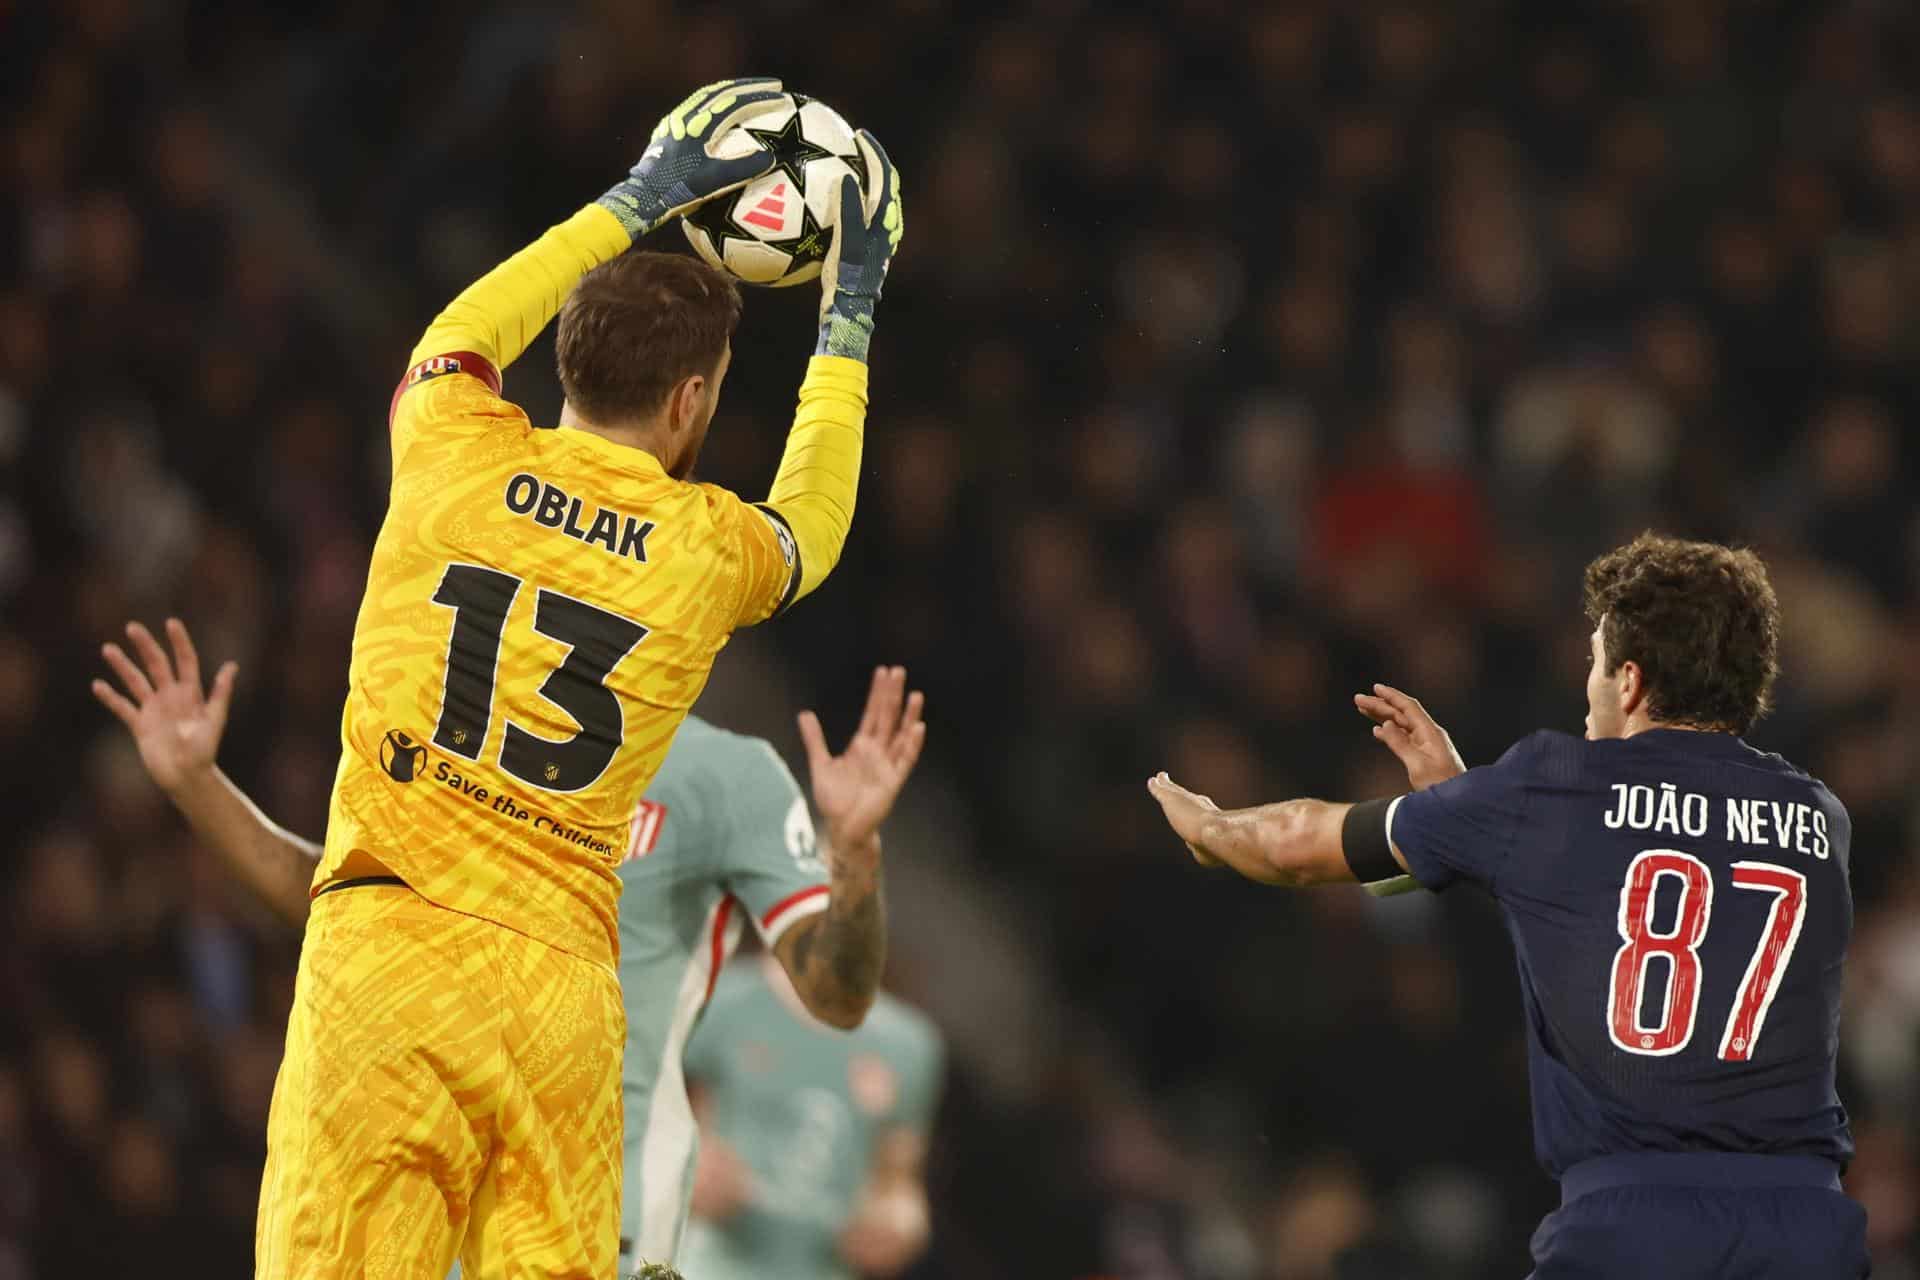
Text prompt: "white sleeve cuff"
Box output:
[[756, 884, 831, 946], [1363, 795, 1419, 896]]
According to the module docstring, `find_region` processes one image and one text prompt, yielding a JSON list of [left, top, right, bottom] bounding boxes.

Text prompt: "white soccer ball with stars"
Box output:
[[683, 93, 864, 287]]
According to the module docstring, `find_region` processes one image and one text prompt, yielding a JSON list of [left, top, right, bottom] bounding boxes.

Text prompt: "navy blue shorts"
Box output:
[[1530, 1152, 1868, 1280]]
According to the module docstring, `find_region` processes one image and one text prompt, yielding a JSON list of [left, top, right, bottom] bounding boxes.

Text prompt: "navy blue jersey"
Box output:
[[1389, 729, 1853, 1178]]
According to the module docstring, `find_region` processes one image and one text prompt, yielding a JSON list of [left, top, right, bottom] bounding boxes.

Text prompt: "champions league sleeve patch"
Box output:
[[753, 504, 804, 616]]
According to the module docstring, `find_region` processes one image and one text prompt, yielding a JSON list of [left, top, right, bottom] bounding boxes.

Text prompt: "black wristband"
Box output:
[[1342, 796, 1402, 884]]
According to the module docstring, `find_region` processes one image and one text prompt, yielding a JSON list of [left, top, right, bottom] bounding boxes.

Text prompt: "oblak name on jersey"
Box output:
[[1601, 781, 1831, 859], [504, 471, 656, 563]]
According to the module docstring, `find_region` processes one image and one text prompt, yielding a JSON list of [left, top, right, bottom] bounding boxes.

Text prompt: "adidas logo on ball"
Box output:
[[741, 184, 789, 231]]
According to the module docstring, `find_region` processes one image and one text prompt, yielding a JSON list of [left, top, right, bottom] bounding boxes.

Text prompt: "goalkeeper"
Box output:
[[118, 78, 898, 1279]]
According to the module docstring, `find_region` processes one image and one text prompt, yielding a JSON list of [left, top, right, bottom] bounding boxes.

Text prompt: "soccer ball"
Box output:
[[683, 93, 864, 287]]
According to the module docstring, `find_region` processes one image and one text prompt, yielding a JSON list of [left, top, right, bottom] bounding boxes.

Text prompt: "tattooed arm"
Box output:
[[775, 833, 887, 1029], [773, 666, 925, 1030]]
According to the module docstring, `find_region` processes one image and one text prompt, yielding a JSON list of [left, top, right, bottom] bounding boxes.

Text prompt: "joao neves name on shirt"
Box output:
[[1601, 781, 1831, 859]]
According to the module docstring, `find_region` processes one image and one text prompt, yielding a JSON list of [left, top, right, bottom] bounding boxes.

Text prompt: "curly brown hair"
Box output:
[[1582, 533, 1781, 735], [555, 251, 741, 424]]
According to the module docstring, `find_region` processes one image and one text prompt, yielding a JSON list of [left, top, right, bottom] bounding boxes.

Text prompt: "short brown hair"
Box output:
[[1582, 533, 1781, 734], [555, 251, 741, 423]]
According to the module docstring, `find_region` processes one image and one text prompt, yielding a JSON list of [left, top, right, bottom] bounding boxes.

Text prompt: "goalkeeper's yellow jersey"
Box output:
[[318, 204, 866, 970]]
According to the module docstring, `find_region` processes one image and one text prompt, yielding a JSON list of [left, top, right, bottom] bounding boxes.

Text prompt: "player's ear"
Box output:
[[667, 373, 707, 436], [1617, 659, 1646, 717]]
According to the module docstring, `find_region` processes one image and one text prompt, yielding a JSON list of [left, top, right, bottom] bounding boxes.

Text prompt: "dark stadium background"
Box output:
[[4, 0, 1919, 1276]]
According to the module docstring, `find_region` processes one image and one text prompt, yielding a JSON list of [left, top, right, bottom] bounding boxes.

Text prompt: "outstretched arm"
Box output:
[[1149, 683, 1470, 890], [92, 620, 318, 926], [1147, 775, 1377, 887], [772, 667, 926, 1029]]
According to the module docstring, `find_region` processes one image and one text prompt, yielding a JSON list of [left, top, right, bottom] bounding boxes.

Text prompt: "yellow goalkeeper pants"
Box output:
[[255, 881, 624, 1279]]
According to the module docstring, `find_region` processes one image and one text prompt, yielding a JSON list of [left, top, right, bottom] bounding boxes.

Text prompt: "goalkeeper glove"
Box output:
[[598, 78, 785, 239], [817, 130, 903, 364]]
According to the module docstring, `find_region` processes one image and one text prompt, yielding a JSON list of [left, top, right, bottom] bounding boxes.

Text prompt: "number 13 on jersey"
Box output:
[[1607, 850, 1808, 1062], [431, 562, 649, 794]]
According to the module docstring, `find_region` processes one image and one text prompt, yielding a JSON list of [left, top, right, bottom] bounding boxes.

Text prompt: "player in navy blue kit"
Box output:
[[1148, 533, 1868, 1278]]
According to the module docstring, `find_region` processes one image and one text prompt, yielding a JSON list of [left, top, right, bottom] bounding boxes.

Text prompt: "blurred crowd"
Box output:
[[4, 0, 1920, 1276]]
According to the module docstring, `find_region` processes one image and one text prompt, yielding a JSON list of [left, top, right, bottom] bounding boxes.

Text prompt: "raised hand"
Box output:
[[769, 667, 922, 1030], [1355, 683, 1467, 791], [816, 129, 903, 362], [92, 618, 238, 794], [797, 665, 925, 853], [597, 78, 788, 237]]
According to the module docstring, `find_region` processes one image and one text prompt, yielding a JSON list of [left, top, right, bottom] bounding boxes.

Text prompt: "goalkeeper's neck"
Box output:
[[558, 389, 708, 482], [561, 400, 662, 456]]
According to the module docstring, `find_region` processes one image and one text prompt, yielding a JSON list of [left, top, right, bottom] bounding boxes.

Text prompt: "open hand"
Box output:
[[799, 666, 926, 852], [1354, 683, 1466, 791], [1147, 772, 1222, 867], [92, 618, 237, 794]]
